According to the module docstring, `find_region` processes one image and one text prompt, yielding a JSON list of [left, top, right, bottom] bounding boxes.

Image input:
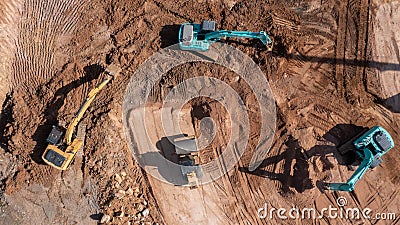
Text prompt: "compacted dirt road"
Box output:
[[0, 0, 399, 224]]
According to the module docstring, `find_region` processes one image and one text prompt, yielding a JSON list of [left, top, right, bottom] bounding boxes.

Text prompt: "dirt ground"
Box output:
[[0, 0, 399, 224]]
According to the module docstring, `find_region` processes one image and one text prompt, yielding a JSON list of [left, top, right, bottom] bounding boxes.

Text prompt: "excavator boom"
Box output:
[[205, 30, 272, 46], [64, 77, 111, 145], [179, 20, 273, 51], [325, 148, 374, 191]]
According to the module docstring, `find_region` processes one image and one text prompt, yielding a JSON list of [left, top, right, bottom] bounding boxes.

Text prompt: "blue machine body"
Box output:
[[178, 20, 273, 51], [325, 126, 394, 191]]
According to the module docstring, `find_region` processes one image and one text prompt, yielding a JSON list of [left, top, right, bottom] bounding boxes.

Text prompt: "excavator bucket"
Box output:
[[105, 64, 121, 76]]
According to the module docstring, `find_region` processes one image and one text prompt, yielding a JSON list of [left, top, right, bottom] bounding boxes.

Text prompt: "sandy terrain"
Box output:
[[372, 1, 400, 113], [0, 0, 21, 104], [0, 0, 398, 225]]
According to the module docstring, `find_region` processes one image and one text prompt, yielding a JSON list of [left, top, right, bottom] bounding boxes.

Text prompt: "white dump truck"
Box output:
[[173, 136, 202, 188]]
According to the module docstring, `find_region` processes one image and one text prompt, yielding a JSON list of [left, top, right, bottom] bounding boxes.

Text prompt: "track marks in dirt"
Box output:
[[150, 0, 191, 22], [371, 2, 400, 116], [353, 0, 371, 107], [12, 0, 88, 92], [335, 0, 349, 98], [0, 0, 22, 103], [335, 0, 373, 106], [261, 3, 399, 217]]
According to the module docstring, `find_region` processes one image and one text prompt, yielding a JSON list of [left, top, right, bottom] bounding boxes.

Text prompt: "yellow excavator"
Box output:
[[42, 65, 120, 170]]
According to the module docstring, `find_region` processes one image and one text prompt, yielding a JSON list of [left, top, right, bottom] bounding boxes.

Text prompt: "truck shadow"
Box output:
[[30, 64, 104, 164], [156, 136, 182, 164], [239, 124, 366, 194], [133, 135, 190, 186]]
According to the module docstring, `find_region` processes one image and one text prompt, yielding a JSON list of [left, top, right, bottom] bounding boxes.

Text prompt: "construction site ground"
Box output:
[[0, 0, 399, 224]]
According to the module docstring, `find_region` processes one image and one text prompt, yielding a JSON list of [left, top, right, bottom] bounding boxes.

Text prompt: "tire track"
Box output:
[[335, 0, 349, 98], [353, 0, 371, 107], [373, 2, 400, 113], [289, 96, 352, 132], [151, 0, 191, 22]]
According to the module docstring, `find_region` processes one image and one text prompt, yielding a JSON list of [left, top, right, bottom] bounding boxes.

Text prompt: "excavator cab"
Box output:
[[43, 147, 67, 168], [43, 126, 67, 168], [179, 20, 273, 51]]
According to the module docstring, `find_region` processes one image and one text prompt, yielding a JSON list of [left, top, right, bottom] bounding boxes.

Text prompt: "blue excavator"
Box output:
[[322, 126, 394, 192], [178, 20, 273, 51]]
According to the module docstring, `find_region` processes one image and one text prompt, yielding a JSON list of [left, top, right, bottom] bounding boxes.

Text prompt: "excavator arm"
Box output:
[[64, 76, 112, 145], [320, 126, 394, 192], [324, 148, 374, 191], [204, 30, 273, 51]]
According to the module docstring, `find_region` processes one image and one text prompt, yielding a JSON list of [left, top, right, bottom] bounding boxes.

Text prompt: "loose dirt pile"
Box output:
[[0, 0, 399, 224]]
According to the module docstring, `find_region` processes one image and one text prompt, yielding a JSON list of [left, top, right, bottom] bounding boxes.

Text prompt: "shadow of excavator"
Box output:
[[239, 124, 366, 194], [159, 25, 181, 49], [382, 93, 400, 113], [132, 135, 192, 186]]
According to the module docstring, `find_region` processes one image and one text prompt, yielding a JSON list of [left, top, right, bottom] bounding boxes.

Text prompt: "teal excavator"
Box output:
[[179, 20, 273, 51], [322, 126, 395, 192]]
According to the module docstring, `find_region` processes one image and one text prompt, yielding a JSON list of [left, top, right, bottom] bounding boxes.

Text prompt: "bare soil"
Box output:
[[0, 0, 399, 224]]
